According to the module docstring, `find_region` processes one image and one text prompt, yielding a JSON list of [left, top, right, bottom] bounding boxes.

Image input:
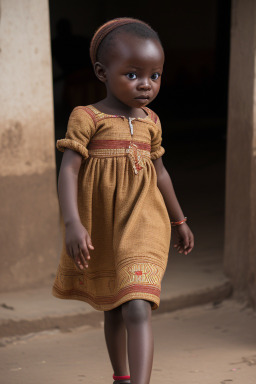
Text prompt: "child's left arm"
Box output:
[[153, 157, 194, 255]]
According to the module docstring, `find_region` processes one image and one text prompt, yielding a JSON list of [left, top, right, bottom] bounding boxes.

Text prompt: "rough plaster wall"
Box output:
[[0, 0, 60, 291], [249, 3, 256, 303], [224, 0, 256, 305], [0, 0, 55, 176]]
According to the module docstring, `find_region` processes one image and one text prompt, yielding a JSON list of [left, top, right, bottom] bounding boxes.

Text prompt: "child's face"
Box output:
[[100, 33, 164, 109]]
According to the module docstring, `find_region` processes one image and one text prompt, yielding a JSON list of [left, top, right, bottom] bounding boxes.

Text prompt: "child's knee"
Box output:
[[122, 299, 151, 325]]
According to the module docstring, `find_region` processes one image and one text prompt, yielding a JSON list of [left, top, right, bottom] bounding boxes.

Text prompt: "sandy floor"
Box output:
[[0, 299, 256, 384]]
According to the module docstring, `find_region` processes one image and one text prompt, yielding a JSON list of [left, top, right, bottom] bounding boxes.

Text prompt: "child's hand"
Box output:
[[65, 221, 94, 270], [173, 223, 194, 255]]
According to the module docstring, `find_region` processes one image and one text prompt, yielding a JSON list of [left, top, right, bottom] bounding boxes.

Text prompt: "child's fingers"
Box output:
[[176, 245, 183, 253], [68, 246, 74, 260], [186, 236, 194, 253], [184, 246, 192, 255], [79, 243, 90, 265], [173, 227, 194, 255], [73, 245, 86, 270], [68, 243, 87, 270], [85, 237, 95, 257], [190, 234, 194, 250], [75, 258, 84, 270], [77, 245, 88, 269], [66, 241, 87, 270], [183, 236, 190, 253], [184, 235, 194, 255], [66, 243, 76, 260], [69, 247, 84, 270], [87, 237, 94, 250], [80, 237, 94, 264], [176, 240, 189, 254]]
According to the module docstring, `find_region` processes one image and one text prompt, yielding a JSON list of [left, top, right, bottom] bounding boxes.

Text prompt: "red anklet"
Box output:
[[113, 374, 131, 381]]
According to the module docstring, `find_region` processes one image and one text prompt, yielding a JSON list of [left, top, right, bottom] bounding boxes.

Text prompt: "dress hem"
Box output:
[[52, 286, 160, 311]]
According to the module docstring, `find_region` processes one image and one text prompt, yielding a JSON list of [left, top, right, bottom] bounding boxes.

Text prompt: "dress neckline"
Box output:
[[88, 105, 150, 121]]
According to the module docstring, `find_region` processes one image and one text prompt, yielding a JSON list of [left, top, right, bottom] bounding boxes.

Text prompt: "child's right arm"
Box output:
[[58, 149, 94, 270]]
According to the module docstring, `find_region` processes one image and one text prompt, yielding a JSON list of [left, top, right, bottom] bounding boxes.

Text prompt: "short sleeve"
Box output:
[[150, 115, 165, 160], [56, 107, 96, 159]]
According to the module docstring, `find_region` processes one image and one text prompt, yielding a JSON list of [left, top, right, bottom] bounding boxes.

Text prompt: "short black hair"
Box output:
[[96, 22, 162, 64]]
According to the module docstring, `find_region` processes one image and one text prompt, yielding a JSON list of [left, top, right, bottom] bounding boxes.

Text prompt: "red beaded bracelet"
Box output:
[[171, 217, 187, 226]]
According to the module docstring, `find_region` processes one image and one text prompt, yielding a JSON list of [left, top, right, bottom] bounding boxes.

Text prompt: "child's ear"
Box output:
[[94, 62, 107, 83]]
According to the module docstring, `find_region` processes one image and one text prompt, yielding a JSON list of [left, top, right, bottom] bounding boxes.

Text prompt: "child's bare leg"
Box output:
[[104, 306, 130, 382], [122, 299, 153, 384]]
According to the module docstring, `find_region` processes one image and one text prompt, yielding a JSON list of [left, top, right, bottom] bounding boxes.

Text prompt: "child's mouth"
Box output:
[[135, 95, 150, 100]]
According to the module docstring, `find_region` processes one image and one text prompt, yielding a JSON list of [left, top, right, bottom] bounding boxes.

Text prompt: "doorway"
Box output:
[[49, 0, 231, 294]]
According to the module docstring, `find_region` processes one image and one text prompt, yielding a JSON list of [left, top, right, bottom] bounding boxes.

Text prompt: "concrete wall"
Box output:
[[224, 0, 256, 305], [0, 0, 60, 291]]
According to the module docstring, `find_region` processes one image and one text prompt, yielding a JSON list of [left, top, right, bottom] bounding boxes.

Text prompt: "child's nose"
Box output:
[[137, 79, 151, 90]]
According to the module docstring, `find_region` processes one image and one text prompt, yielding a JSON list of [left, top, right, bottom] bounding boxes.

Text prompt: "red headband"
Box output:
[[89, 17, 152, 66]]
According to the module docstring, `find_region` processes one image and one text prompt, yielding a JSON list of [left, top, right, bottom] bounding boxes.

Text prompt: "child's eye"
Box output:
[[126, 73, 137, 80], [151, 73, 161, 80]]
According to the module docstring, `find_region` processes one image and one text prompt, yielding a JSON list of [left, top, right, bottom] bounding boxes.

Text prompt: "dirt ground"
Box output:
[[0, 299, 256, 384]]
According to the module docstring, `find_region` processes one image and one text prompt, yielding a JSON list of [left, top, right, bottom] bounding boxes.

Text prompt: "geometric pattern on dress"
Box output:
[[117, 262, 163, 289]]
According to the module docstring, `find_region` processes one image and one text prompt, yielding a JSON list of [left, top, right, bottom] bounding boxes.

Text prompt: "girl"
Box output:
[[52, 17, 194, 384]]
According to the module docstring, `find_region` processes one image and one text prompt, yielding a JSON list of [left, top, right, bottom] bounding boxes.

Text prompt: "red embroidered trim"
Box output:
[[88, 139, 151, 151], [74, 105, 158, 125], [143, 107, 158, 123], [75, 106, 97, 124], [53, 284, 160, 304]]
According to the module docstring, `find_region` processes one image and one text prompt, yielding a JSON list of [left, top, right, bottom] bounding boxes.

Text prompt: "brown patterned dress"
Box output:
[[52, 105, 171, 310]]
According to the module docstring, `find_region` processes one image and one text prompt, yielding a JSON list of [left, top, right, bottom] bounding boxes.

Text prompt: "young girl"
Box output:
[[52, 17, 194, 384]]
